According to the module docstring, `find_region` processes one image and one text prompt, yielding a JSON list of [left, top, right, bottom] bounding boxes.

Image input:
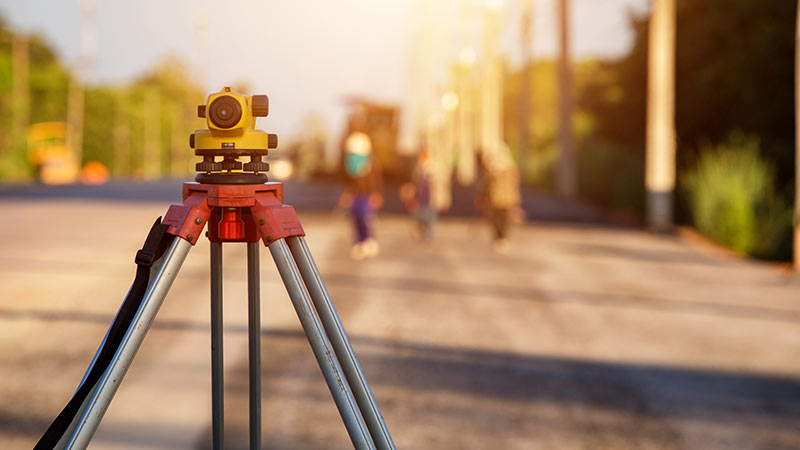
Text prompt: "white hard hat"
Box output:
[[345, 132, 372, 156]]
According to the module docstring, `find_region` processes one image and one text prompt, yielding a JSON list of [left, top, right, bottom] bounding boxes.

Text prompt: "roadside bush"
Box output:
[[683, 136, 792, 259]]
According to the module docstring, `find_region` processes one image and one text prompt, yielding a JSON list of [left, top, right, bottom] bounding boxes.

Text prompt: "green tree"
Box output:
[[578, 1, 796, 257], [580, 0, 796, 184], [81, 57, 204, 178], [0, 20, 70, 179]]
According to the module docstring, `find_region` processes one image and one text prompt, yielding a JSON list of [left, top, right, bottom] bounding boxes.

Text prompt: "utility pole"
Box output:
[[456, 47, 478, 186], [645, 0, 676, 232], [409, 4, 430, 157], [170, 102, 187, 177], [794, 0, 800, 271], [519, 0, 533, 184], [113, 88, 130, 177], [480, 0, 503, 160], [143, 87, 162, 180], [557, 0, 577, 198], [11, 33, 29, 157], [68, 0, 97, 169], [194, 10, 210, 91], [455, 0, 477, 186], [66, 76, 85, 168]]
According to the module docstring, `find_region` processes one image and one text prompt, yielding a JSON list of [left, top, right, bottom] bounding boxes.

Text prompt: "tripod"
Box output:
[[36, 182, 395, 450]]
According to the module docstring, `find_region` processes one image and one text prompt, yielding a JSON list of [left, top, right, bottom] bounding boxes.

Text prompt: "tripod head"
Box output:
[[190, 87, 279, 184]]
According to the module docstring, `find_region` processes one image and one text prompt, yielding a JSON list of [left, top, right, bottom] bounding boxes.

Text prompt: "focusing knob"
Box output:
[[252, 95, 269, 117], [197, 105, 206, 118], [268, 134, 278, 149]]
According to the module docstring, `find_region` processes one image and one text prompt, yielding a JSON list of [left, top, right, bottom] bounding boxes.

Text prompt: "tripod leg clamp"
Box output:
[[251, 194, 305, 245], [162, 191, 212, 245]]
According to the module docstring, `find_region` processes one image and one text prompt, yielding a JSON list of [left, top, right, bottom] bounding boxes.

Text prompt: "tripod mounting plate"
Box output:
[[162, 182, 304, 245], [195, 172, 268, 185]]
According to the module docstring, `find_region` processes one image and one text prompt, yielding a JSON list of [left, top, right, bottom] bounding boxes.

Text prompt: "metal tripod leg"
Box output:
[[65, 236, 192, 449], [53, 284, 134, 450], [210, 242, 224, 450], [286, 236, 396, 450], [212, 241, 262, 450], [269, 239, 376, 450], [247, 242, 262, 450]]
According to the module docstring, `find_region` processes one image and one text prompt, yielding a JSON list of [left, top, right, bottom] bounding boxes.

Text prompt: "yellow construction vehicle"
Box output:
[[27, 122, 79, 184]]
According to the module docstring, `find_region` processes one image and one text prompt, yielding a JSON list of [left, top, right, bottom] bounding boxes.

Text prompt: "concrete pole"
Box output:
[[194, 11, 210, 91], [143, 88, 161, 180], [11, 33, 29, 157], [455, 0, 477, 186], [794, 0, 800, 271], [410, 0, 437, 155], [430, 111, 452, 211], [557, 0, 577, 198], [66, 77, 85, 168], [170, 104, 186, 177], [456, 58, 477, 186], [480, 2, 502, 160], [113, 88, 130, 177], [67, 0, 96, 169], [442, 87, 458, 190], [519, 0, 533, 184], [645, 0, 676, 232]]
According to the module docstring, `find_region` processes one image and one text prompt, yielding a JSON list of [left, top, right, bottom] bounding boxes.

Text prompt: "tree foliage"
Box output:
[[576, 1, 796, 257], [579, 0, 796, 185], [0, 17, 204, 180]]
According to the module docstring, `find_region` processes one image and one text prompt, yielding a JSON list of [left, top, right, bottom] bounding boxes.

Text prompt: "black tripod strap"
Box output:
[[35, 218, 174, 449]]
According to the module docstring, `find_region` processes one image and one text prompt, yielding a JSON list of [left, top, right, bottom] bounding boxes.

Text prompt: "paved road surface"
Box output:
[[1, 192, 799, 449]]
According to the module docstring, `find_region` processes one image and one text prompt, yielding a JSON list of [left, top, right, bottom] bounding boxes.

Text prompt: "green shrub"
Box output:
[[683, 136, 792, 259]]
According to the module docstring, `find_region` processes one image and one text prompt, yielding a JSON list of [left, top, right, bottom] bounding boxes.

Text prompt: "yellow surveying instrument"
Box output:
[[191, 87, 277, 184], [35, 88, 396, 450]]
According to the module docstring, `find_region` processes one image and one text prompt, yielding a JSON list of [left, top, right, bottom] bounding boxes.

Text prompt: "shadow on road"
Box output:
[[3, 306, 798, 449], [565, 242, 726, 265], [209, 329, 800, 449]]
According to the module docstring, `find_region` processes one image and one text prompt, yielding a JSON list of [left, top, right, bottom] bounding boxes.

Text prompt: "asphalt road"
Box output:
[[1, 187, 799, 449]]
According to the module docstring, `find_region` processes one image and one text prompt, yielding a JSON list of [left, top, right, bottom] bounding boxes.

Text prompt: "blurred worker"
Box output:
[[476, 144, 522, 254], [399, 149, 437, 241], [339, 131, 383, 259]]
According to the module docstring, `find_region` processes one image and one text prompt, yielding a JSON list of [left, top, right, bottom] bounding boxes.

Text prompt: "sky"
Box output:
[[0, 0, 648, 144]]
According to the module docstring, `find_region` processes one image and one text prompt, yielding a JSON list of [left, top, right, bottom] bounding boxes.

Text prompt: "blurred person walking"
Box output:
[[399, 149, 438, 241], [476, 145, 522, 253], [339, 131, 383, 259]]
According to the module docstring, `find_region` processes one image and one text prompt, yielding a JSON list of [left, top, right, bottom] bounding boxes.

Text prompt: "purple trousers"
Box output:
[[350, 195, 373, 243]]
